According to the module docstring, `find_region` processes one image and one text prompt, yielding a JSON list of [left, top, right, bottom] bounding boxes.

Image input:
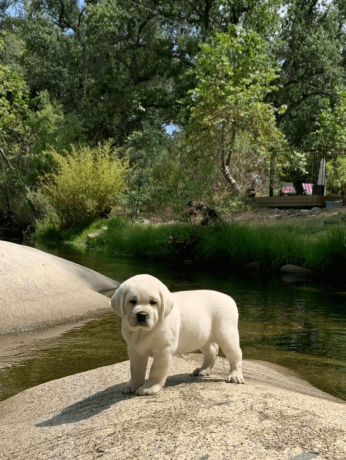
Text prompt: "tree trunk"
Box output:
[[220, 124, 240, 195]]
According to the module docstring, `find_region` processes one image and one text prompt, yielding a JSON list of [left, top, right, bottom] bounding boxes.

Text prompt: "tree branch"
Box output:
[[0, 147, 15, 172]]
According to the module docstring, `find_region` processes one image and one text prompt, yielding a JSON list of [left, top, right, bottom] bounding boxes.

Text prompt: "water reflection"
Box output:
[[0, 243, 345, 401]]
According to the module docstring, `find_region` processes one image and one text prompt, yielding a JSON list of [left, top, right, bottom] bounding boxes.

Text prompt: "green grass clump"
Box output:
[[34, 218, 107, 245], [195, 224, 308, 269], [304, 226, 346, 275], [103, 219, 199, 259]]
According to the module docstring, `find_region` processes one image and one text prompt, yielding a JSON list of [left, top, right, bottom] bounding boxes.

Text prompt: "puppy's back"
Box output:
[[172, 289, 239, 323]]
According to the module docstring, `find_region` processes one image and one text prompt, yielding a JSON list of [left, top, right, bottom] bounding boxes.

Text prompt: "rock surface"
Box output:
[[299, 209, 312, 216], [279, 264, 313, 274], [0, 241, 119, 335], [0, 354, 345, 460]]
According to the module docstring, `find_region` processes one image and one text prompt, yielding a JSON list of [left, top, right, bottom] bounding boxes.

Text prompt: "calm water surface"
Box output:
[[0, 243, 345, 401]]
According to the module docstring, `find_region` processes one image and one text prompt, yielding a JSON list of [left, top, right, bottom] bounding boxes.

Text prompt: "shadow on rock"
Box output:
[[36, 383, 131, 426], [35, 373, 225, 427]]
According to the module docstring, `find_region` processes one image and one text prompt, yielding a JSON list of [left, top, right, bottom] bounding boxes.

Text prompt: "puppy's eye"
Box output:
[[149, 300, 157, 305], [129, 300, 137, 305]]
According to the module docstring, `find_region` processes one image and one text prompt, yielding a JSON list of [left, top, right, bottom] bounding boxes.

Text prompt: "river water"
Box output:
[[0, 243, 345, 401]]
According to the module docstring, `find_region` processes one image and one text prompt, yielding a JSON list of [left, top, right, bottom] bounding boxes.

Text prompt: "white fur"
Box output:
[[111, 274, 244, 396]]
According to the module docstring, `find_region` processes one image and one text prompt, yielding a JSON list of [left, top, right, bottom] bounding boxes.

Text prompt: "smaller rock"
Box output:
[[276, 215, 283, 220], [299, 209, 312, 216], [101, 226, 108, 230], [279, 264, 313, 274], [140, 218, 151, 224], [87, 233, 100, 238], [182, 260, 193, 265]]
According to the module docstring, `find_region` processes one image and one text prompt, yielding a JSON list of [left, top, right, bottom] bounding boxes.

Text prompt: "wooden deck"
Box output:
[[254, 195, 346, 208]]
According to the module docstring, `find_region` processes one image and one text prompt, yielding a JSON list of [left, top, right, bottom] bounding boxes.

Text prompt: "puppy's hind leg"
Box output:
[[193, 342, 219, 377], [218, 327, 244, 384]]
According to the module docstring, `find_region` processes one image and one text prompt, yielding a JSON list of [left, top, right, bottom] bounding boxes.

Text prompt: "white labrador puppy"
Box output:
[[111, 274, 244, 396]]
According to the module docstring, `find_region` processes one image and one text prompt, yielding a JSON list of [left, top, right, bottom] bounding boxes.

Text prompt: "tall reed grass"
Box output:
[[35, 216, 346, 275], [101, 218, 346, 274]]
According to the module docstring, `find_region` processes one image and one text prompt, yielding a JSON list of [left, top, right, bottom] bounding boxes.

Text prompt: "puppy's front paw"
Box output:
[[227, 370, 245, 384], [135, 382, 163, 396], [193, 367, 211, 377], [121, 381, 142, 394]]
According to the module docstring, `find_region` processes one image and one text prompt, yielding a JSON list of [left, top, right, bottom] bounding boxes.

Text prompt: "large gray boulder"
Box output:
[[0, 241, 118, 335], [0, 355, 345, 460]]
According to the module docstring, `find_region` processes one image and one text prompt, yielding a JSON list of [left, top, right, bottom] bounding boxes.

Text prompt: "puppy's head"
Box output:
[[111, 274, 174, 331]]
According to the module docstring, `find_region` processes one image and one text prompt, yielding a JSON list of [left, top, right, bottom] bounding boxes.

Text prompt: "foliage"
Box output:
[[300, 88, 346, 185], [214, 193, 256, 215], [0, 60, 85, 229], [39, 143, 129, 227], [0, 61, 30, 152], [273, 0, 345, 148], [307, 89, 346, 155], [185, 26, 287, 193], [1, 0, 284, 147], [0, 59, 37, 227], [29, 90, 84, 154], [118, 122, 172, 220], [326, 157, 346, 194]]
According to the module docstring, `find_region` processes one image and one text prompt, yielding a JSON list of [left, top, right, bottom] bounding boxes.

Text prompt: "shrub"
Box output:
[[39, 143, 129, 227], [214, 192, 256, 214]]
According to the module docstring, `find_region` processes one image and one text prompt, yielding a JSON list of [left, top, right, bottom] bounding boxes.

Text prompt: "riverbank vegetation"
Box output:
[[34, 214, 346, 276], [1, 0, 346, 258]]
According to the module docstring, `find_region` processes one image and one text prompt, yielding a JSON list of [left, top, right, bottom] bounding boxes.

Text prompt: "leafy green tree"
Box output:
[[186, 26, 287, 194], [273, 0, 345, 147], [303, 88, 346, 186], [308, 89, 346, 157], [0, 60, 35, 222], [0, 59, 84, 227], [326, 157, 346, 194]]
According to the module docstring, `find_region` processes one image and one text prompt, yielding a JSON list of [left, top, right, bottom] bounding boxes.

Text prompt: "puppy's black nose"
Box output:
[[136, 312, 147, 323]]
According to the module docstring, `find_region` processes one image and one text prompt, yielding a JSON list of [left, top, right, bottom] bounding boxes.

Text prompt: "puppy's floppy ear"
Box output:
[[159, 281, 174, 322], [111, 283, 127, 318]]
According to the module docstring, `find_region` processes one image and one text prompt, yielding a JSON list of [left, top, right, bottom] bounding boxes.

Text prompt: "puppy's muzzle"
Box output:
[[136, 312, 149, 324]]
